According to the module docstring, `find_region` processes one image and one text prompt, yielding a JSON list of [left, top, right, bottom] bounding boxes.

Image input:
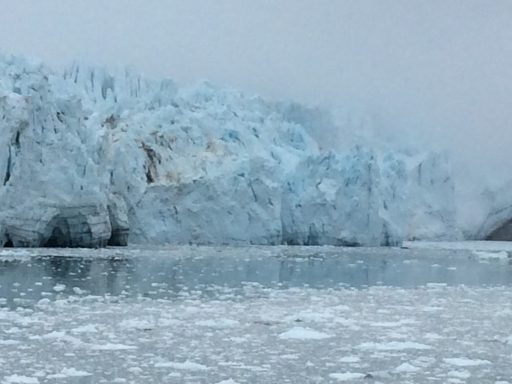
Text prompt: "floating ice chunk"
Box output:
[[394, 363, 420, 373], [215, 380, 239, 384], [426, 283, 448, 288], [329, 372, 365, 381], [90, 343, 137, 351], [53, 284, 66, 293], [45, 374, 66, 380], [72, 287, 86, 295], [0, 249, 34, 258], [42, 331, 67, 339], [280, 354, 300, 360], [196, 318, 239, 328], [119, 318, 154, 330], [474, 251, 509, 260], [40, 331, 82, 345], [2, 376, 39, 384], [403, 241, 512, 252], [421, 306, 443, 313], [47, 368, 92, 379], [154, 361, 208, 371], [447, 370, 471, 379], [70, 324, 98, 334], [63, 368, 92, 376], [287, 311, 333, 322], [423, 332, 443, 340], [358, 341, 431, 351], [443, 358, 491, 367], [36, 298, 51, 307], [0, 340, 19, 345], [369, 319, 417, 328], [339, 356, 360, 363], [278, 326, 332, 340], [332, 305, 350, 311]]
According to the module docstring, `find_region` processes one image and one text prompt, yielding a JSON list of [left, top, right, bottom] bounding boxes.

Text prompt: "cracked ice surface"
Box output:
[[1, 285, 512, 383]]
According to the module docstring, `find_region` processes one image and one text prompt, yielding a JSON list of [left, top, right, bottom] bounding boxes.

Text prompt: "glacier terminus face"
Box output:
[[0, 55, 473, 247]]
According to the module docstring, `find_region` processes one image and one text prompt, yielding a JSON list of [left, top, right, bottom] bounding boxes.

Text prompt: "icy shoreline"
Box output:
[[402, 240, 512, 252], [2, 240, 512, 258]]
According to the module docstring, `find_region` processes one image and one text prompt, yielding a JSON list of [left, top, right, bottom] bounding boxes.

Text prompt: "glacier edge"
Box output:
[[0, 54, 475, 247]]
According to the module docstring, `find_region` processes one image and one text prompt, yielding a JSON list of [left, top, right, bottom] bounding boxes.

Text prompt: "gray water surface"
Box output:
[[1, 246, 511, 308]]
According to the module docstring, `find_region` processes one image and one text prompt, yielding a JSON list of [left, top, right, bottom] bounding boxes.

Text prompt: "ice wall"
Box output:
[[0, 55, 462, 247]]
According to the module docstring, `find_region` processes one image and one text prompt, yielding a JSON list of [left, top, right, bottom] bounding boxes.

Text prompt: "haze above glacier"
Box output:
[[1, 1, 511, 174]]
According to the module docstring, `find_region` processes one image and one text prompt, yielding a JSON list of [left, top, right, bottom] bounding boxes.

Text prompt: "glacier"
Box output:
[[0, 54, 494, 248]]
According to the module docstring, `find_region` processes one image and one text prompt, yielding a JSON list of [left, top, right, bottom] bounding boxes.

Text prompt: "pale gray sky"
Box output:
[[1, 0, 511, 176]]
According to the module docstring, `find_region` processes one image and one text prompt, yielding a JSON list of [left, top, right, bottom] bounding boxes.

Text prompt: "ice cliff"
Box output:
[[0, 55, 462, 247]]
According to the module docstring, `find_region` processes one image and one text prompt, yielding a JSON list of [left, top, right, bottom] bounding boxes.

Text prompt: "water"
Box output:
[[1, 246, 511, 308], [1, 246, 512, 383]]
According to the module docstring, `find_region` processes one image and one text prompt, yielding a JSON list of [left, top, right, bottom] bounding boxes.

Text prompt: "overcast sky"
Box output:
[[1, 0, 511, 177]]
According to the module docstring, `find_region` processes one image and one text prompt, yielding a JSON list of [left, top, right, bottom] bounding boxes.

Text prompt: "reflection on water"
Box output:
[[0, 246, 512, 308]]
